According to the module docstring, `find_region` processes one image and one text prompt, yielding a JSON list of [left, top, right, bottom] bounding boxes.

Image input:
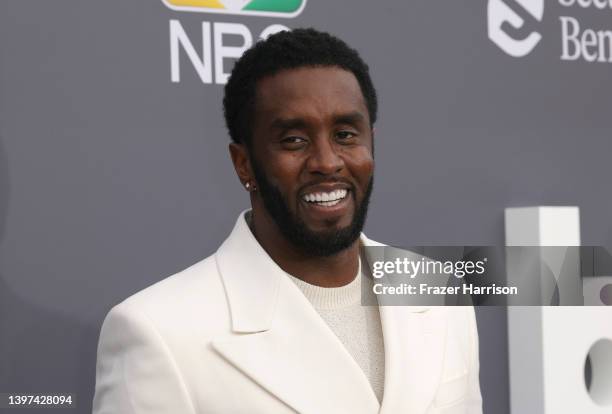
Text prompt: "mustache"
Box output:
[[298, 177, 355, 192]]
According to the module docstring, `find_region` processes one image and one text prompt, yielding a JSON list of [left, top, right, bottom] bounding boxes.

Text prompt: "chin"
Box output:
[[311, 225, 348, 239], [306, 217, 352, 234]]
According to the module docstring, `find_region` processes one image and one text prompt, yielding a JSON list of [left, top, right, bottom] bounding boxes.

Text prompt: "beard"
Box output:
[[250, 157, 373, 257]]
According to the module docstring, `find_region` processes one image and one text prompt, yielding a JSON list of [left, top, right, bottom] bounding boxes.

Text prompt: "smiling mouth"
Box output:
[[302, 189, 349, 207]]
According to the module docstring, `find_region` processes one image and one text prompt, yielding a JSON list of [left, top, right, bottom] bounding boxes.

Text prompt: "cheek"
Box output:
[[264, 155, 304, 191], [344, 148, 374, 183]]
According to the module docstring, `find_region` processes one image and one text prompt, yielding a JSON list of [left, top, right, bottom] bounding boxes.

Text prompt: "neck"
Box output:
[[248, 208, 360, 288]]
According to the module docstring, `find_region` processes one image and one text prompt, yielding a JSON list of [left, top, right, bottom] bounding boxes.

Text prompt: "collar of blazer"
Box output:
[[212, 211, 448, 414]]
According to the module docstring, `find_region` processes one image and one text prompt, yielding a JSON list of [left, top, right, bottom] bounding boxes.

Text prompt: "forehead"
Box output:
[[253, 66, 369, 124]]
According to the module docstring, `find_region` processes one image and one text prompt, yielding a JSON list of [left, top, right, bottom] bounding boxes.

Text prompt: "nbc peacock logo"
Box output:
[[161, 0, 307, 18]]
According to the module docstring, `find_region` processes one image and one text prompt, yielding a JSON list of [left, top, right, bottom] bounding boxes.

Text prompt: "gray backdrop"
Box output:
[[1, 0, 611, 413]]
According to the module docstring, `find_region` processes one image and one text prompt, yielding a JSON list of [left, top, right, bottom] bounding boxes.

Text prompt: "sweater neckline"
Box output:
[[286, 258, 362, 310]]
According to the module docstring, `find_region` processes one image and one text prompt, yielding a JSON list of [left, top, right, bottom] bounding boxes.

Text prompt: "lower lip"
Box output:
[[300, 192, 352, 220]]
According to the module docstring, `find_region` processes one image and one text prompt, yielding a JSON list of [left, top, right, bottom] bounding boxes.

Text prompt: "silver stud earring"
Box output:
[[245, 182, 250, 190]]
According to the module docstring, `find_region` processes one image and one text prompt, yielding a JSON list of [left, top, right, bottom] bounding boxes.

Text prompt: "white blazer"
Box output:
[[93, 212, 483, 414]]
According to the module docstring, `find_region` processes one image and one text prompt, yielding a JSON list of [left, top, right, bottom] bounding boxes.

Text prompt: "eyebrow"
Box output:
[[270, 117, 308, 132], [333, 111, 366, 126], [269, 111, 367, 131]]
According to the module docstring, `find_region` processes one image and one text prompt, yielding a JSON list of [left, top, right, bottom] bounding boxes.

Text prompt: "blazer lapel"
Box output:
[[378, 305, 447, 414], [212, 212, 379, 414], [361, 237, 448, 414]]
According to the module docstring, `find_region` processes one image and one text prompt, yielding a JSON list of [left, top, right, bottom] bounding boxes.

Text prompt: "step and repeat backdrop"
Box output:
[[1, 1, 611, 413]]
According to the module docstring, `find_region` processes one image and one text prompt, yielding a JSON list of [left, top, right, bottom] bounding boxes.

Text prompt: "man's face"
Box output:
[[249, 66, 374, 256]]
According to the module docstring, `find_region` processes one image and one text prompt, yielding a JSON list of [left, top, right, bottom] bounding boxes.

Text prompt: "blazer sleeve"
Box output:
[[466, 306, 483, 414], [92, 302, 197, 414]]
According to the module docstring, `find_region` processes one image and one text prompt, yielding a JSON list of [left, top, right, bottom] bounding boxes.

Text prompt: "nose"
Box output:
[[306, 137, 344, 175]]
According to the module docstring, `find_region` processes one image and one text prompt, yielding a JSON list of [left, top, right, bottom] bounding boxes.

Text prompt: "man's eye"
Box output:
[[336, 131, 356, 141], [281, 137, 306, 144], [280, 136, 307, 147]]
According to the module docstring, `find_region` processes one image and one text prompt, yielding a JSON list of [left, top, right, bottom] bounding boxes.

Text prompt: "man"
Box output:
[[93, 28, 482, 414]]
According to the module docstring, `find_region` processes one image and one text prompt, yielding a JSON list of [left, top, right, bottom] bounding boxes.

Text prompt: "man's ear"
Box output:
[[370, 127, 375, 158], [229, 142, 253, 189]]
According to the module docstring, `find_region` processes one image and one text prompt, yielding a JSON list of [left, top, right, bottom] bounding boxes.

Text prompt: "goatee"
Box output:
[[250, 157, 373, 257]]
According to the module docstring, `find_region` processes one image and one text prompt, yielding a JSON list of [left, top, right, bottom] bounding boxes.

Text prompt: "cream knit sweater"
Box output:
[[287, 260, 385, 402]]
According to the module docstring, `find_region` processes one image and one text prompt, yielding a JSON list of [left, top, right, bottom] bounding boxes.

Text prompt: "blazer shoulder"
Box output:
[[109, 254, 230, 335], [123, 255, 220, 304]]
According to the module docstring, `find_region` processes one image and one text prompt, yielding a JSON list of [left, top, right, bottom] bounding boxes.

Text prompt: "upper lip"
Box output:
[[300, 181, 352, 197]]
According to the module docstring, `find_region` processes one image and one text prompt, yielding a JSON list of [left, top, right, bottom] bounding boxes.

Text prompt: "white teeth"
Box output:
[[320, 199, 341, 207], [302, 189, 348, 205]]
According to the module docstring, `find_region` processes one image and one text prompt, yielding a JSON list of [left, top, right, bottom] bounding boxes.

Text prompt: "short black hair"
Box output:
[[223, 28, 378, 147]]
